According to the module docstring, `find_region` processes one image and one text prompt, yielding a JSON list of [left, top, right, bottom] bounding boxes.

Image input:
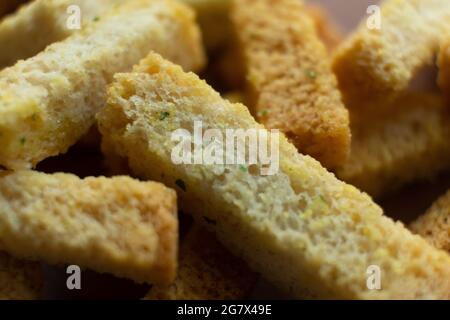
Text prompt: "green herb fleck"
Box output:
[[31, 113, 37, 121], [257, 109, 269, 117], [305, 69, 317, 79], [203, 216, 217, 225], [93, 16, 100, 22], [159, 111, 170, 120], [239, 165, 247, 172], [20, 137, 26, 145], [175, 179, 186, 192]]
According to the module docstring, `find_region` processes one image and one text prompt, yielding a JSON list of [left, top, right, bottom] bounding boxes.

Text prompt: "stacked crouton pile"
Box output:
[[2, 0, 450, 300]]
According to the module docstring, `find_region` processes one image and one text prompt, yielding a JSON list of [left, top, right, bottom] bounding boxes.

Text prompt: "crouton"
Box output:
[[410, 190, 450, 252], [0, 0, 114, 68], [231, 0, 350, 169], [337, 93, 450, 199], [0, 252, 42, 300], [145, 224, 257, 300], [333, 0, 450, 107], [0, 0, 205, 170], [0, 170, 178, 284], [97, 52, 450, 299]]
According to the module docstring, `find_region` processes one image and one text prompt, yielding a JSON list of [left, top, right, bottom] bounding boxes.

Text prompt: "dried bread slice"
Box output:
[[0, 0, 205, 170], [337, 93, 450, 199], [410, 190, 450, 252], [145, 224, 257, 300], [0, 0, 114, 68], [97, 52, 450, 299], [0, 170, 178, 285], [333, 0, 450, 107], [231, 0, 350, 169]]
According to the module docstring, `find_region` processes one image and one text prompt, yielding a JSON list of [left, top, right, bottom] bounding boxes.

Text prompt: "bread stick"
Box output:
[[337, 93, 450, 199], [145, 224, 257, 300], [333, 0, 450, 107], [410, 190, 450, 252], [0, 170, 178, 284], [0, 252, 42, 300], [231, 0, 350, 169], [0, 0, 205, 170], [97, 52, 450, 299], [0, 0, 114, 68]]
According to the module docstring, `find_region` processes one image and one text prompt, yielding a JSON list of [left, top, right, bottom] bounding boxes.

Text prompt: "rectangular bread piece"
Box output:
[[332, 0, 450, 107], [410, 190, 450, 252], [0, 0, 205, 170], [337, 93, 450, 199], [231, 0, 350, 169], [97, 52, 450, 299], [0, 0, 113, 68], [0, 170, 178, 285], [0, 252, 42, 300], [145, 224, 257, 300]]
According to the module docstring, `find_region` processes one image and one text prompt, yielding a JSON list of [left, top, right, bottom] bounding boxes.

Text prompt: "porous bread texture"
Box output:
[[0, 0, 205, 170], [97, 52, 450, 299], [182, 0, 232, 52], [0, 170, 178, 284], [438, 38, 450, 104], [0, 0, 27, 18], [0, 0, 114, 68], [410, 190, 450, 252], [0, 252, 42, 300], [145, 224, 258, 300], [332, 0, 450, 108], [337, 93, 450, 199], [231, 0, 350, 169]]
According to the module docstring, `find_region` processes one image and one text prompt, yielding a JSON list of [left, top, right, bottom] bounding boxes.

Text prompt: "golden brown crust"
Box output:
[[0, 0, 205, 170], [0, 252, 42, 300], [337, 93, 450, 199], [97, 52, 450, 299], [0, 0, 113, 68], [145, 224, 258, 300], [0, 170, 178, 285], [231, 0, 350, 169], [410, 190, 450, 252], [332, 0, 450, 108]]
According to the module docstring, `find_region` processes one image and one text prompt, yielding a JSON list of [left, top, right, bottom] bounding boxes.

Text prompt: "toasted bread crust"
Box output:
[[411, 190, 450, 252], [0, 0, 112, 68], [0, 170, 178, 284], [337, 93, 450, 199], [145, 224, 257, 300], [98, 52, 450, 299], [333, 0, 450, 107], [0, 0, 205, 170], [231, 0, 350, 169]]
